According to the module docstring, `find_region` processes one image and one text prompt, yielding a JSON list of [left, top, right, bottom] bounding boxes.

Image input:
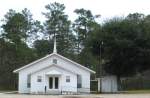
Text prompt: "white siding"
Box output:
[[53, 55, 91, 92], [18, 72, 30, 93], [101, 76, 118, 93], [18, 56, 53, 93], [18, 54, 91, 94], [30, 66, 77, 94]]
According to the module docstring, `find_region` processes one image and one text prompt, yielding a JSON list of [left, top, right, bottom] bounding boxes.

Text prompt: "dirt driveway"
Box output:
[[0, 94, 150, 98]]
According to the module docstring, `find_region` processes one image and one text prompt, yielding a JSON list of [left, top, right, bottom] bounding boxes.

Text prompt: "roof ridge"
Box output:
[[13, 53, 95, 74]]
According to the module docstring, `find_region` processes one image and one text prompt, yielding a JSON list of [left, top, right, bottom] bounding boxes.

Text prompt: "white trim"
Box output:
[[56, 53, 95, 74], [13, 53, 95, 74], [13, 54, 53, 73], [31, 64, 77, 75], [53, 37, 57, 53], [46, 70, 62, 75]]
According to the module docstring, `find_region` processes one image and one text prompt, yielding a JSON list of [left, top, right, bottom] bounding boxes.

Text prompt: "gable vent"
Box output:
[[53, 59, 57, 64]]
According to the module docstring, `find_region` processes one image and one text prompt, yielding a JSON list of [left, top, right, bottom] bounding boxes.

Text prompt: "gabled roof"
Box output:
[[13, 53, 95, 74], [31, 64, 78, 75], [46, 70, 62, 75]]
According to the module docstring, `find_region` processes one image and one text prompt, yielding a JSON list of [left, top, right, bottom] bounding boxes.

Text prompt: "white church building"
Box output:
[[13, 38, 95, 94]]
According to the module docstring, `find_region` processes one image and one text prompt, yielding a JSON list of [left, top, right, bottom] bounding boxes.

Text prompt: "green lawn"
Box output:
[[0, 90, 15, 93], [123, 89, 150, 94]]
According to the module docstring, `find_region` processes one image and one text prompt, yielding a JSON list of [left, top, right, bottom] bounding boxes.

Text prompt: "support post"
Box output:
[[99, 41, 103, 93]]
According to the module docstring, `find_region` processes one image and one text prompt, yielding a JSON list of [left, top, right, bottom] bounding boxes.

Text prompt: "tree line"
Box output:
[[0, 2, 150, 90]]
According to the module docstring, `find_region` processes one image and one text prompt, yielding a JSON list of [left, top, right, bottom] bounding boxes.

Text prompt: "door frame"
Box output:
[[48, 76, 60, 90]]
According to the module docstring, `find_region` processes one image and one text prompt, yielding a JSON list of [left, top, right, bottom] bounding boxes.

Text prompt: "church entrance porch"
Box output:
[[45, 75, 61, 94], [45, 70, 62, 94]]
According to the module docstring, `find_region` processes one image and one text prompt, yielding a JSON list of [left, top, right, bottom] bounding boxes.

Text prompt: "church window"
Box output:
[[37, 76, 42, 82], [77, 75, 82, 88], [27, 74, 31, 88], [66, 76, 70, 82]]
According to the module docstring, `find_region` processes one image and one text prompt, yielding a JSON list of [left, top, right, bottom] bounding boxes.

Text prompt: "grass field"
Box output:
[[122, 89, 150, 94]]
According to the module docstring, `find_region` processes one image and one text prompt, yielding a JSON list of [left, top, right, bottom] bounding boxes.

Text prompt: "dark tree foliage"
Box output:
[[73, 8, 100, 54], [73, 8, 100, 70], [1, 2, 150, 91], [88, 13, 150, 90], [42, 2, 75, 58], [0, 9, 38, 90], [34, 39, 53, 57]]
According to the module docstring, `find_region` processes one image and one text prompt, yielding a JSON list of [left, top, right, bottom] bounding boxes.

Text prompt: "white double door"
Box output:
[[49, 77, 59, 89]]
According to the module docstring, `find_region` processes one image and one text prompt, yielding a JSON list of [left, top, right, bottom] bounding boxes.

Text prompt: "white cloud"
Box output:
[[0, 0, 150, 22]]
